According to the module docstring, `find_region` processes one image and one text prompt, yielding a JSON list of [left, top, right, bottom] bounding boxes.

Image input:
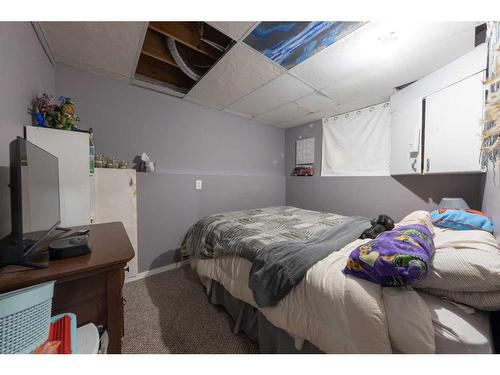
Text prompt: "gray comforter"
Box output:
[[182, 206, 370, 307]]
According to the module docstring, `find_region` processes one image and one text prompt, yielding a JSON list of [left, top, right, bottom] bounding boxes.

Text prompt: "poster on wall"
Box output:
[[296, 137, 315, 165]]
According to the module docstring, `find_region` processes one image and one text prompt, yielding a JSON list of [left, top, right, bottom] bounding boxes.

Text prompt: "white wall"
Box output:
[[0, 22, 55, 166], [0, 22, 55, 238]]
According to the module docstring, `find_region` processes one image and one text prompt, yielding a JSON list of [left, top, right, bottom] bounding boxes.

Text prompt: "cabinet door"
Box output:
[[91, 169, 138, 278], [424, 71, 485, 174], [390, 98, 422, 175]]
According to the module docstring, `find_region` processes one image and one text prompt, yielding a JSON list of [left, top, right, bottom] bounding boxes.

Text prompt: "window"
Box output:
[[321, 102, 391, 176]]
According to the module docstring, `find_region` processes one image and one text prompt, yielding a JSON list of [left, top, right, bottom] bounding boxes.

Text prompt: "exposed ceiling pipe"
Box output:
[[200, 37, 226, 52], [199, 23, 226, 52], [166, 37, 201, 81]]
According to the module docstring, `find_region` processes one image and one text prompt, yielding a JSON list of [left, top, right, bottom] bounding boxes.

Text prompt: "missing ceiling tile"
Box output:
[[134, 22, 235, 93]]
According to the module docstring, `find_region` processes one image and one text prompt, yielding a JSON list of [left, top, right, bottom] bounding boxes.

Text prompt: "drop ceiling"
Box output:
[[39, 21, 479, 128], [135, 22, 235, 93]]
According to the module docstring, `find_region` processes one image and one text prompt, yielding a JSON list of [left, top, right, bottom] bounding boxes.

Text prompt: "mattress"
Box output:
[[417, 292, 493, 354], [194, 254, 494, 354]]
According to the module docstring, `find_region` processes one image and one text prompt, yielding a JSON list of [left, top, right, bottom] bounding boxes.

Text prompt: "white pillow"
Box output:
[[414, 228, 500, 292]]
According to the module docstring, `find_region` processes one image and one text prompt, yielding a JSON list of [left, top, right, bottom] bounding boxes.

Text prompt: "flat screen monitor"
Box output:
[[0, 137, 60, 254]]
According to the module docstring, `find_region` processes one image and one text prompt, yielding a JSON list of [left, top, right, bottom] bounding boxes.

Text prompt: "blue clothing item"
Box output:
[[431, 208, 494, 233]]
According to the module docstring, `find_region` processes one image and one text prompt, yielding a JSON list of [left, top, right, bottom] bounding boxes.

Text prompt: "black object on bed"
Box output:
[[359, 214, 395, 239]]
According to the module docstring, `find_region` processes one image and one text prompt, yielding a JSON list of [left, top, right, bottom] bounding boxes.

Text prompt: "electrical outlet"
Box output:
[[195, 180, 202, 190]]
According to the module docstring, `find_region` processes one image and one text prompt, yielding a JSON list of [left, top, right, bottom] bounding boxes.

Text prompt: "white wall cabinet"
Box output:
[[90, 168, 138, 278], [25, 126, 91, 227], [390, 44, 487, 175], [390, 99, 422, 175], [424, 71, 485, 174]]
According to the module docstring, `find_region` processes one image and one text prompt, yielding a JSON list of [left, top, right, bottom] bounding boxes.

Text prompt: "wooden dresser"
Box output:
[[0, 222, 135, 353]]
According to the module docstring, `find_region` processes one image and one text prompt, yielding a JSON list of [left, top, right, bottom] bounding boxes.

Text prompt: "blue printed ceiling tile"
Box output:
[[244, 21, 365, 69]]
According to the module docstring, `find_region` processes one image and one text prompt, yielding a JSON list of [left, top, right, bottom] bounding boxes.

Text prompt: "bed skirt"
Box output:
[[206, 278, 322, 354]]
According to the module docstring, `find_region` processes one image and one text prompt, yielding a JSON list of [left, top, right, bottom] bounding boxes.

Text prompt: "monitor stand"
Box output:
[[0, 227, 79, 269], [55, 226, 72, 233], [0, 239, 48, 269]]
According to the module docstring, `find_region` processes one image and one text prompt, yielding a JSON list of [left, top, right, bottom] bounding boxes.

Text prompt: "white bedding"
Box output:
[[417, 292, 493, 353], [192, 236, 436, 353], [192, 239, 395, 353]]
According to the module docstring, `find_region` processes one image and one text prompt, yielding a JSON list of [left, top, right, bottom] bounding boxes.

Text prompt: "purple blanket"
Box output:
[[344, 224, 435, 286]]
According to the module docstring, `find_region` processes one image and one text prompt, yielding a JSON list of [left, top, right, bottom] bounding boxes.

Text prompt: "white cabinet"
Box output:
[[90, 168, 138, 278], [25, 126, 91, 227], [390, 99, 422, 175], [424, 71, 485, 174], [390, 44, 487, 175]]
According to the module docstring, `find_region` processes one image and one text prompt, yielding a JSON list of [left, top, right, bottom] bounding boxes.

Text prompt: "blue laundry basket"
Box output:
[[0, 281, 55, 354]]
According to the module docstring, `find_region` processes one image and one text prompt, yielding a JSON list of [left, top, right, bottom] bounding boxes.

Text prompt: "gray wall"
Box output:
[[285, 120, 484, 221], [482, 170, 500, 241], [55, 64, 285, 272], [0, 23, 55, 237]]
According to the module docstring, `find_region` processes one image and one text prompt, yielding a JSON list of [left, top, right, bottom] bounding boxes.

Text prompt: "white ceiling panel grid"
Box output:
[[221, 108, 253, 119], [320, 26, 475, 105], [224, 73, 315, 118], [318, 89, 394, 119], [279, 112, 326, 129], [291, 22, 476, 91], [295, 92, 337, 112], [183, 95, 225, 110], [39, 21, 480, 130], [187, 42, 284, 108], [207, 22, 257, 41], [41, 22, 146, 80], [255, 102, 311, 125]]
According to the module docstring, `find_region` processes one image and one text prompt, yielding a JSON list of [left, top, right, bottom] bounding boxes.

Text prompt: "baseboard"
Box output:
[[125, 259, 189, 283]]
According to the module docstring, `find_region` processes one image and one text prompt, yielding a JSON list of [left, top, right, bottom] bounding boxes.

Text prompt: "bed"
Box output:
[[182, 206, 500, 354]]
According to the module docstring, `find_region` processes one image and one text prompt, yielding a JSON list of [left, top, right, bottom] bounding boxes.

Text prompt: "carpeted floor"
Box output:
[[122, 266, 258, 354]]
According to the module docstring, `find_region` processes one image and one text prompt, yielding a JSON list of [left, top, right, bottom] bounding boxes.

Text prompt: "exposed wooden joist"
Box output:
[[142, 31, 177, 67], [148, 22, 219, 60], [136, 53, 194, 90]]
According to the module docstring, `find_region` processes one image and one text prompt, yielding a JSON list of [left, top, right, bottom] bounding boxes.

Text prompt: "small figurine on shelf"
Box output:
[[29, 94, 80, 130]]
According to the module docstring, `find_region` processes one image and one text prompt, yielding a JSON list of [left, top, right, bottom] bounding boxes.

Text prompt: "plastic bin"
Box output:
[[0, 281, 55, 354], [50, 313, 78, 354]]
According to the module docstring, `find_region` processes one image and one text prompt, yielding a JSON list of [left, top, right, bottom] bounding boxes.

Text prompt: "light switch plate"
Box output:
[[196, 180, 202, 190]]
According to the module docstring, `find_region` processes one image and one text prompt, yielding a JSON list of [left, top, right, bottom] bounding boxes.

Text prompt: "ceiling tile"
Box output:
[[296, 92, 337, 112], [255, 102, 311, 124], [207, 22, 257, 41], [319, 89, 393, 118], [224, 73, 315, 117], [41, 22, 146, 79], [188, 43, 283, 108], [279, 112, 326, 128], [221, 108, 253, 119], [320, 25, 475, 106], [291, 22, 476, 90], [183, 95, 224, 110]]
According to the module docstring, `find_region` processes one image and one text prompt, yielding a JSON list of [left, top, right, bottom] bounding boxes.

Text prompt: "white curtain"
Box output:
[[321, 102, 391, 176]]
